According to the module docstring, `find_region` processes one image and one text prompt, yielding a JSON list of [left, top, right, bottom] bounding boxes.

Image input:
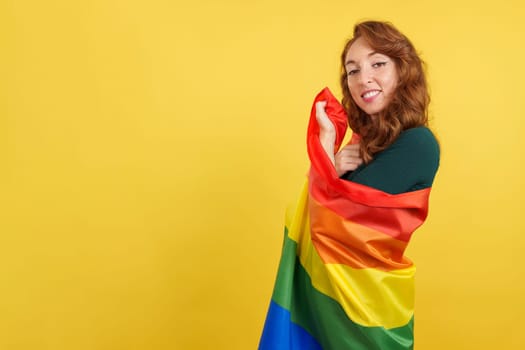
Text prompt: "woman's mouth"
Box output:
[[361, 90, 381, 102]]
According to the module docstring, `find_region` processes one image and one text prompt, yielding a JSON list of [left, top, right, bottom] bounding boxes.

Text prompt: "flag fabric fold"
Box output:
[[259, 88, 431, 350]]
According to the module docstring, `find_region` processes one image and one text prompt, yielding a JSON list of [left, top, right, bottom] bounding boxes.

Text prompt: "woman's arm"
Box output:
[[315, 101, 336, 166]]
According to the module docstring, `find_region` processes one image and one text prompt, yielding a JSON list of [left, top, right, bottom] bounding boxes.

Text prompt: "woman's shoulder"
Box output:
[[391, 125, 440, 177], [393, 126, 440, 157], [398, 126, 438, 144]]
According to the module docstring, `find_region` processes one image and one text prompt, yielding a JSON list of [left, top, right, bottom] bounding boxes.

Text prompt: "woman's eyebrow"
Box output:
[[369, 51, 388, 58], [345, 51, 382, 66]]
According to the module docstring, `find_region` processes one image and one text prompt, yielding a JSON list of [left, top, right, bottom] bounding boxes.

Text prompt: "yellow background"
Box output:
[[1, 0, 524, 349]]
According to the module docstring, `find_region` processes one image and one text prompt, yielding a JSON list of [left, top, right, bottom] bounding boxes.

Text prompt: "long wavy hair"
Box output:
[[340, 21, 429, 163]]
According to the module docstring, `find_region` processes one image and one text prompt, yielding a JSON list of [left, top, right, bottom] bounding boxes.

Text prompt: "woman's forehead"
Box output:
[[345, 40, 388, 65]]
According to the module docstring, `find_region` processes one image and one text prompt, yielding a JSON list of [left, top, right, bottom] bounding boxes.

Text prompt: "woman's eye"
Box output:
[[348, 69, 359, 76], [372, 62, 387, 68]]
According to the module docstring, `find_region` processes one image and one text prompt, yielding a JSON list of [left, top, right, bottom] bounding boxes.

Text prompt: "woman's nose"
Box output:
[[359, 68, 373, 85]]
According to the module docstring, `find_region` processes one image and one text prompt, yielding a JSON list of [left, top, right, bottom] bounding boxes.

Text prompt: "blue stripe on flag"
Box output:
[[259, 301, 322, 350]]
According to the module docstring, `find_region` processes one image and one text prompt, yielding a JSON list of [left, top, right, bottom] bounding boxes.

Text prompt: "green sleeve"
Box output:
[[341, 127, 440, 194]]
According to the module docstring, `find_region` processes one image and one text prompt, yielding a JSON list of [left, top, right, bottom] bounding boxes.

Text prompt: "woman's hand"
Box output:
[[315, 101, 336, 135], [315, 101, 364, 175], [335, 144, 363, 176], [315, 101, 336, 166]]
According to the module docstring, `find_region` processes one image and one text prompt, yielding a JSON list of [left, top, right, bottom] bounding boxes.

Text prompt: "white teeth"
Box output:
[[363, 90, 380, 99]]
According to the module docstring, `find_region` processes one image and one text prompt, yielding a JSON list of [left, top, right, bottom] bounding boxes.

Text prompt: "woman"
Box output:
[[259, 21, 439, 350], [318, 21, 439, 194]]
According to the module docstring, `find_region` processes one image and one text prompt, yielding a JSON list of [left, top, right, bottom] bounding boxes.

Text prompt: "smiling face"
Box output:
[[344, 37, 398, 118]]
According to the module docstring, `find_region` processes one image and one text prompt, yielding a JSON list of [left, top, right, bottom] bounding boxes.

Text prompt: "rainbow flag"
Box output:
[[259, 88, 431, 350]]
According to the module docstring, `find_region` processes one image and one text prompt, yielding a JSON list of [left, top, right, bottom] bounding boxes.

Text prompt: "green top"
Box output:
[[341, 127, 440, 194]]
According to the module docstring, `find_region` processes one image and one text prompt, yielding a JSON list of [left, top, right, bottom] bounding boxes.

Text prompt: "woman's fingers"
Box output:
[[335, 160, 360, 176], [315, 101, 335, 134], [335, 144, 363, 176], [338, 144, 361, 156], [313, 105, 364, 175]]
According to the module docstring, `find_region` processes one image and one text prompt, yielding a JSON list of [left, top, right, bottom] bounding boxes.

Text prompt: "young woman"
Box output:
[[317, 20, 439, 194], [260, 21, 439, 350]]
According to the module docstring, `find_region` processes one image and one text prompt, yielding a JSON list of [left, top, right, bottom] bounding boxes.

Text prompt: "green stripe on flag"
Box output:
[[270, 228, 414, 350]]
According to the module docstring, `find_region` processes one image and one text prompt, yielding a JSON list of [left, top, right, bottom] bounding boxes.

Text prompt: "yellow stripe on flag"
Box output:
[[285, 181, 415, 329]]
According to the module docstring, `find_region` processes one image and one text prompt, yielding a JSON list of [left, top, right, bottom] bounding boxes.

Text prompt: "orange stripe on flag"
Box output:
[[309, 195, 413, 270]]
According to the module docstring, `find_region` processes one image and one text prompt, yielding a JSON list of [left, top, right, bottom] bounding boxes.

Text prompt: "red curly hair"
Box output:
[[340, 21, 430, 163]]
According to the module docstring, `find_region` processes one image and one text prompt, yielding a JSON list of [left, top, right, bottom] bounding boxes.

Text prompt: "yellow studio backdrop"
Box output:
[[1, 0, 524, 349]]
